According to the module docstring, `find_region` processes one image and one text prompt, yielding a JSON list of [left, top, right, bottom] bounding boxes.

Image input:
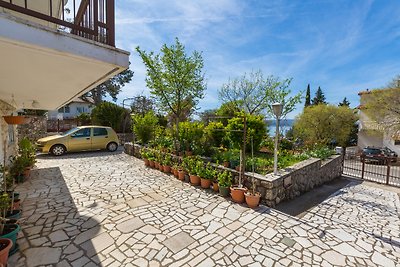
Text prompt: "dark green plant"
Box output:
[[91, 102, 128, 132], [76, 112, 91, 125]]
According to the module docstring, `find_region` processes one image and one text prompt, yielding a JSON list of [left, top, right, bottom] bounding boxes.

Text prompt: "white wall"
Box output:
[[48, 102, 93, 120], [0, 100, 18, 166]]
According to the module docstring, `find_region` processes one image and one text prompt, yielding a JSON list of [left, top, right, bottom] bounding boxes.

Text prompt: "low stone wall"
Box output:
[[124, 143, 343, 207]]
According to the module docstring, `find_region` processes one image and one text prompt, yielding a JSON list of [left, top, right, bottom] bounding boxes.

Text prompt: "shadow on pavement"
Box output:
[[9, 166, 103, 266], [275, 177, 356, 218]]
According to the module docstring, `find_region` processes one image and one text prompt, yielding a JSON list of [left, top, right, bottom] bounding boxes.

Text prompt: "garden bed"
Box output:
[[124, 143, 343, 207]]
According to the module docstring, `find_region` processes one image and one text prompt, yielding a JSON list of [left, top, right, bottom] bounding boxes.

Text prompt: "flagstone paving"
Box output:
[[8, 150, 400, 266]]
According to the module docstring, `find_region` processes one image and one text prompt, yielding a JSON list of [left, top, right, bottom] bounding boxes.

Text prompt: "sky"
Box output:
[[113, 0, 400, 119]]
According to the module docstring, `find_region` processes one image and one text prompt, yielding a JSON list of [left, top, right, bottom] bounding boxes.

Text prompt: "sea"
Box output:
[[267, 119, 294, 137]]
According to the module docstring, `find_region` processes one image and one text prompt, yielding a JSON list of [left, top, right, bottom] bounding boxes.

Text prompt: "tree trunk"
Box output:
[[93, 87, 103, 105]]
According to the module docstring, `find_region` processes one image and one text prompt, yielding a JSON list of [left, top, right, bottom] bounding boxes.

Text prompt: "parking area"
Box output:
[[9, 150, 400, 266]]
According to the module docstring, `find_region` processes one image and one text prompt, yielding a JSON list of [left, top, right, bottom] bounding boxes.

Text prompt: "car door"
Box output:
[[91, 127, 109, 150], [68, 128, 92, 151]]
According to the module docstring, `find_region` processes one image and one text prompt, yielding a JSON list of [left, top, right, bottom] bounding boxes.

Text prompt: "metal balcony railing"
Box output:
[[0, 0, 115, 46]]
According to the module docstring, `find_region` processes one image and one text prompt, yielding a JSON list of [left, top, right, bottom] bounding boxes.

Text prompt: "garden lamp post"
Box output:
[[272, 102, 283, 175]]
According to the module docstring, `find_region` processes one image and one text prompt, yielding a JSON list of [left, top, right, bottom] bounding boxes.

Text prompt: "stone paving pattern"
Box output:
[[8, 150, 400, 266]]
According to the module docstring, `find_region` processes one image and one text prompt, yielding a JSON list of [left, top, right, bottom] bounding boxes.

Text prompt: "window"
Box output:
[[64, 106, 70, 113], [93, 128, 108, 136], [8, 125, 14, 144], [395, 140, 400, 145], [77, 107, 84, 113], [71, 128, 91, 138], [58, 108, 63, 113]]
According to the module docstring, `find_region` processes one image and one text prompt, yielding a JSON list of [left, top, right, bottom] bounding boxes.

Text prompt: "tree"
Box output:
[[338, 97, 350, 107], [130, 95, 154, 117], [293, 105, 358, 147], [83, 69, 134, 105], [132, 111, 158, 145], [91, 102, 128, 132], [136, 38, 206, 151], [305, 84, 311, 107], [218, 70, 302, 118], [312, 86, 327, 105], [363, 77, 400, 133]]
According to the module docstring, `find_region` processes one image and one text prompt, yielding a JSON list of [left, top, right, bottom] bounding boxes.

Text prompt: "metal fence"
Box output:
[[343, 150, 400, 187]]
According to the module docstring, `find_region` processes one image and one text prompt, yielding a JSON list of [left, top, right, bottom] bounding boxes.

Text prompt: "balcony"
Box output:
[[0, 0, 129, 110], [0, 0, 115, 46]]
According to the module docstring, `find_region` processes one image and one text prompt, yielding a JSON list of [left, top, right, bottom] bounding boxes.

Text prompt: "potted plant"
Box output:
[[221, 151, 230, 168], [245, 138, 261, 208], [218, 171, 232, 197], [200, 163, 214, 189], [163, 154, 172, 173], [187, 158, 201, 186], [230, 150, 248, 203], [141, 149, 150, 167], [212, 176, 219, 192], [0, 193, 20, 255], [0, 238, 12, 266], [172, 163, 179, 178]]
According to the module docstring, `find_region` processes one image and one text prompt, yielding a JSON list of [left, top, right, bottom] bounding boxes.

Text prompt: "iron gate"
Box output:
[[343, 150, 400, 187]]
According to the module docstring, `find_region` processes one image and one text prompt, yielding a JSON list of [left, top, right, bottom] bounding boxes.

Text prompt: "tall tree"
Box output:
[[136, 38, 206, 151], [130, 95, 154, 117], [91, 102, 129, 132], [218, 70, 302, 118], [363, 76, 400, 133], [305, 84, 311, 107], [312, 86, 327, 105], [83, 69, 134, 105], [338, 97, 350, 107]]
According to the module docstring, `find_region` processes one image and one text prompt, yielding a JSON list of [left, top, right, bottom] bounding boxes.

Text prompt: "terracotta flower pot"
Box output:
[[143, 159, 150, 167], [245, 192, 261, 208], [149, 160, 155, 168], [170, 167, 175, 174], [200, 178, 211, 189], [154, 162, 160, 169], [23, 168, 31, 178], [219, 186, 230, 197], [3, 115, 30, 125], [163, 165, 171, 173], [158, 164, 163, 171], [0, 238, 12, 266], [173, 169, 179, 178], [212, 182, 219, 192], [178, 170, 186, 181], [223, 161, 230, 168], [189, 175, 200, 186], [185, 151, 193, 156], [230, 186, 248, 203], [235, 166, 241, 171]]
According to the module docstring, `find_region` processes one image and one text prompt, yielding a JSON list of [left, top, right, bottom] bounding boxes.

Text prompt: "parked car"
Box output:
[[37, 126, 119, 156], [360, 147, 397, 164]]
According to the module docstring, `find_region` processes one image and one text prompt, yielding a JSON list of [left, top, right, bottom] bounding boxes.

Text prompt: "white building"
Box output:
[[48, 97, 94, 120], [357, 89, 400, 155], [0, 0, 130, 163]]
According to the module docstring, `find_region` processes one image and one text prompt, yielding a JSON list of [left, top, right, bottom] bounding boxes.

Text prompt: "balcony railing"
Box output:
[[0, 0, 115, 46]]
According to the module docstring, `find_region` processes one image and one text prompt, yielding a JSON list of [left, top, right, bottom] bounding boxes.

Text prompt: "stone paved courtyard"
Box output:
[[8, 150, 400, 267]]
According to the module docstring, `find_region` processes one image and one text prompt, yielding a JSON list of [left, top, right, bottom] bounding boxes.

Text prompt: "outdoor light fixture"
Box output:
[[272, 102, 283, 175]]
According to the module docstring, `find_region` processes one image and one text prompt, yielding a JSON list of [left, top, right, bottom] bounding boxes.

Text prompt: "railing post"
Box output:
[[361, 155, 365, 180], [106, 0, 115, 46], [386, 158, 391, 185]]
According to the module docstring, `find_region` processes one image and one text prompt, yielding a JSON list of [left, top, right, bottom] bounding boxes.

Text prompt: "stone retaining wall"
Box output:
[[124, 142, 343, 207], [17, 115, 47, 142]]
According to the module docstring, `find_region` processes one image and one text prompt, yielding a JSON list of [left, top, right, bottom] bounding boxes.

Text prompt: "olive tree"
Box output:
[[136, 38, 206, 151]]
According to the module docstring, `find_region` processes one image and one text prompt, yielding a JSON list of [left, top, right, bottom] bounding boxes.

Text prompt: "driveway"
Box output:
[[9, 150, 400, 266]]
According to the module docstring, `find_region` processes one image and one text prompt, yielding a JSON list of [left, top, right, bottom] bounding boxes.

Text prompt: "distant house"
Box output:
[[48, 97, 94, 120], [357, 89, 400, 154]]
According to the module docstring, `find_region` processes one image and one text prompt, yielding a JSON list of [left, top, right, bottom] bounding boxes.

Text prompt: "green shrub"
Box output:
[[132, 111, 159, 145], [92, 102, 128, 132], [179, 121, 204, 152], [218, 171, 232, 187], [204, 121, 225, 147]]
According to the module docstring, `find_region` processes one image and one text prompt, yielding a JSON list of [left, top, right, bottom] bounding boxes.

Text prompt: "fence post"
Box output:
[[361, 155, 365, 180], [386, 158, 391, 185]]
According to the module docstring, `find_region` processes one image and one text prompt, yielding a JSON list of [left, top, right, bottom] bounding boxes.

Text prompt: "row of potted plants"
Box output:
[[141, 148, 261, 208], [0, 138, 36, 265]]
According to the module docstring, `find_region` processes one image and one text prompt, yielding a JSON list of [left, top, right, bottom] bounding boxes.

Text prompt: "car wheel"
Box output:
[[51, 145, 66, 156], [107, 142, 118, 152]]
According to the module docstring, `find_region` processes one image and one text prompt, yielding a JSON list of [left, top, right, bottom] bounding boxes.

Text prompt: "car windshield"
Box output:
[[363, 148, 381, 154], [61, 127, 80, 136]]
